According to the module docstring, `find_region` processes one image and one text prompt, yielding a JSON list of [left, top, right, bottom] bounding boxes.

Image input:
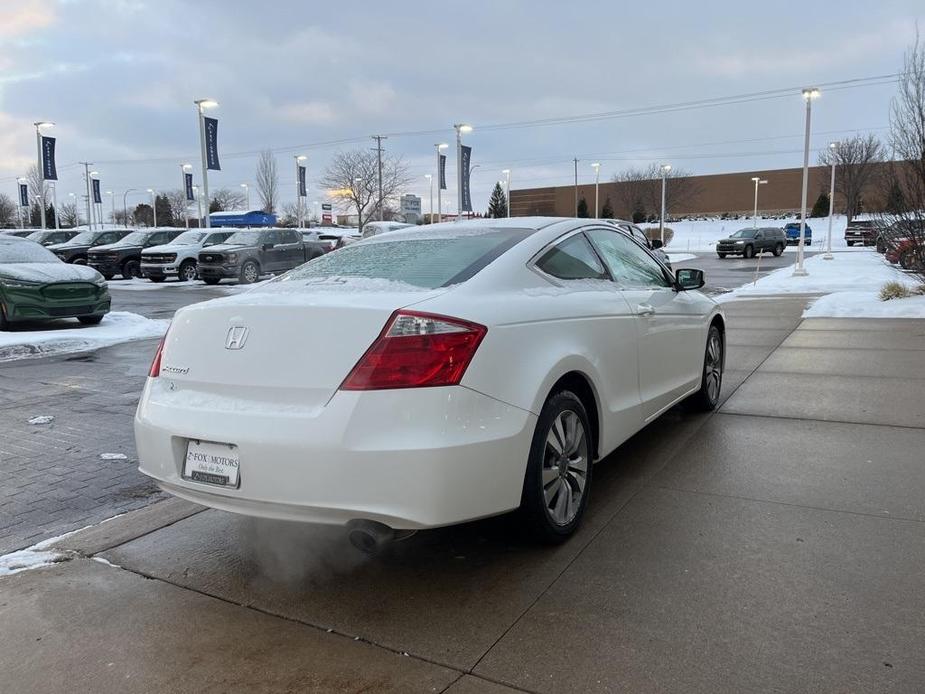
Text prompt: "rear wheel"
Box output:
[[900, 249, 923, 271], [101, 273, 114, 281], [202, 277, 221, 286], [519, 390, 592, 543], [743, 244, 755, 259], [122, 259, 141, 279], [0, 305, 8, 330], [73, 257, 87, 265], [688, 325, 724, 411], [239, 260, 260, 284], [178, 260, 198, 282], [148, 276, 165, 283], [772, 243, 784, 256], [77, 315, 104, 325], [717, 253, 727, 259]]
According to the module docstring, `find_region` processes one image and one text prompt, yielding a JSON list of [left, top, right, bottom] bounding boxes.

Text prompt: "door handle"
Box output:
[[636, 304, 656, 316]]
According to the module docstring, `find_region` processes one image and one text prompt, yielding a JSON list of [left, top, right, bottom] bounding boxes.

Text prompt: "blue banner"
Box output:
[[298, 165, 307, 197], [439, 154, 447, 190], [460, 145, 472, 212], [92, 178, 102, 204], [185, 172, 195, 201], [41, 136, 57, 180], [19, 183, 29, 207], [204, 117, 221, 170]]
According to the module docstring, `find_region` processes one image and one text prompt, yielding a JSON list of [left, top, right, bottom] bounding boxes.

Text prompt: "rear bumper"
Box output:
[[134, 380, 536, 529], [785, 238, 811, 245]]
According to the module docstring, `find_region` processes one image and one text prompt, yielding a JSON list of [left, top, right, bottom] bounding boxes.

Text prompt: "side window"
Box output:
[[281, 230, 299, 244], [204, 233, 224, 246], [262, 231, 281, 246], [629, 226, 649, 247], [146, 233, 166, 246], [95, 233, 116, 245], [535, 233, 609, 281], [586, 228, 670, 289]]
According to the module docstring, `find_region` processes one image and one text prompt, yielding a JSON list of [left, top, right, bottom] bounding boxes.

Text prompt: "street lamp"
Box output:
[[502, 169, 511, 218], [147, 188, 157, 227], [824, 141, 838, 260], [424, 174, 433, 224], [50, 183, 60, 230], [434, 143, 448, 224], [192, 185, 202, 226], [659, 164, 671, 244], [105, 190, 114, 226], [751, 177, 768, 228], [794, 87, 820, 277], [194, 98, 218, 228], [295, 155, 307, 228], [240, 183, 249, 211], [454, 124, 472, 221], [68, 192, 77, 228], [34, 121, 54, 229], [591, 163, 601, 218], [122, 189, 136, 227]]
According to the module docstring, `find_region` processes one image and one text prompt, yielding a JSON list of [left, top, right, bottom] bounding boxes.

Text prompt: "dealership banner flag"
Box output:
[[92, 177, 102, 204], [19, 183, 29, 207], [439, 154, 447, 190], [185, 172, 195, 201], [298, 165, 307, 197], [460, 145, 472, 212], [41, 136, 58, 180], [204, 117, 221, 170]]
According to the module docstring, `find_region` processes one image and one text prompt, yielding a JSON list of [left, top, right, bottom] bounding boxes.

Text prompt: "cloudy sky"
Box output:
[[0, 0, 921, 216]]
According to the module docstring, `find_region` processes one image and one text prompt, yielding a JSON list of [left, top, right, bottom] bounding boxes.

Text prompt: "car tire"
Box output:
[[239, 260, 260, 284], [178, 260, 198, 282], [73, 257, 88, 265], [101, 273, 114, 281], [773, 243, 784, 257], [687, 324, 724, 412], [148, 276, 165, 283], [519, 390, 593, 544], [202, 277, 221, 286], [122, 259, 141, 279], [743, 245, 755, 259], [717, 253, 726, 259], [77, 315, 104, 325], [0, 305, 8, 331]]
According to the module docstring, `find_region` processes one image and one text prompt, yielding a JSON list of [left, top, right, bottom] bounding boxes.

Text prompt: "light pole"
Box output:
[[751, 177, 768, 228], [68, 192, 77, 228], [425, 174, 433, 223], [502, 168, 511, 218], [193, 186, 202, 226], [454, 124, 472, 221], [147, 188, 157, 227], [591, 163, 601, 218], [122, 189, 136, 227], [659, 164, 671, 244], [194, 98, 218, 228], [354, 177, 363, 230], [105, 190, 114, 226], [34, 121, 54, 229], [793, 87, 819, 277], [240, 183, 249, 211], [435, 143, 448, 224], [51, 183, 60, 230], [823, 141, 838, 260], [295, 155, 307, 228]]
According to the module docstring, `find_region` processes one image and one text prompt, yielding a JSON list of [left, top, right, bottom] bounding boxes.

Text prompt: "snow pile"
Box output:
[[804, 291, 925, 318], [0, 311, 168, 362], [0, 547, 68, 576]]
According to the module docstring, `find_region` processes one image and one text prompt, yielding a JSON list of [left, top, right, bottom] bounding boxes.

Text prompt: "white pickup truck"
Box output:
[[140, 229, 234, 282]]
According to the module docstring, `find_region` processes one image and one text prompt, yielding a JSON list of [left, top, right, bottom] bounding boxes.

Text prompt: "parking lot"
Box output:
[[3, 260, 924, 693]]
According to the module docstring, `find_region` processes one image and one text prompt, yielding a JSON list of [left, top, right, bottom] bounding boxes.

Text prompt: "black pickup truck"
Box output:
[[88, 228, 183, 279], [48, 229, 133, 265], [197, 228, 313, 284]]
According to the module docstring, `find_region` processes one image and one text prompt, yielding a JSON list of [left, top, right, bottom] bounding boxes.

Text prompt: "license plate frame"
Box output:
[[183, 439, 240, 488]]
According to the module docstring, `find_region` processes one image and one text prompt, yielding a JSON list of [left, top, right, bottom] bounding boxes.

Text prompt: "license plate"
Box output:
[[184, 440, 240, 487]]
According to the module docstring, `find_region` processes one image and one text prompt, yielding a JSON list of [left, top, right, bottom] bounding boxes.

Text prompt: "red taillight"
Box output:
[[148, 334, 167, 378], [340, 311, 487, 390]]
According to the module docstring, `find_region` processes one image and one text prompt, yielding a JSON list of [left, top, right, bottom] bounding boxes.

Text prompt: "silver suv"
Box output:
[[141, 230, 233, 282]]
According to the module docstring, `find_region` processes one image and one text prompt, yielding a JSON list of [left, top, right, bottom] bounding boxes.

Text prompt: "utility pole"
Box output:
[[80, 162, 93, 229], [573, 158, 579, 216], [372, 135, 387, 221]]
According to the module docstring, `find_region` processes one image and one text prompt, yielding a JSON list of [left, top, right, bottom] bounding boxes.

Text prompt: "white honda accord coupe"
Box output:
[[135, 217, 724, 546]]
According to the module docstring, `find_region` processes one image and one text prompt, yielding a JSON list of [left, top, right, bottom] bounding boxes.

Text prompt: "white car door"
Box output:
[[585, 227, 708, 420]]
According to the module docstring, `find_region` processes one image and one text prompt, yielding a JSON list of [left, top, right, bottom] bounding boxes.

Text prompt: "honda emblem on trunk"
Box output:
[[225, 326, 249, 350]]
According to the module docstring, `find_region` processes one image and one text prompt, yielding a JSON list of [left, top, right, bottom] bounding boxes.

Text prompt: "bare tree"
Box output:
[[165, 189, 191, 226], [25, 164, 49, 200], [612, 165, 700, 221], [111, 209, 131, 226], [59, 202, 81, 227], [255, 149, 279, 213], [818, 134, 883, 224], [319, 149, 411, 231], [209, 188, 246, 213], [0, 193, 17, 227], [611, 168, 650, 221], [879, 30, 925, 281]]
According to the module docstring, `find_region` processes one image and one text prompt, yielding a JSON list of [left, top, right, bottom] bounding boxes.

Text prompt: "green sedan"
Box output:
[[0, 236, 111, 329]]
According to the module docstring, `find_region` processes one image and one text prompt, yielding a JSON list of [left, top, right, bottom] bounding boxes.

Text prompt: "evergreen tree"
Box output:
[[487, 182, 508, 218], [885, 179, 905, 214], [601, 197, 615, 219], [810, 192, 830, 218], [133, 203, 154, 227], [577, 196, 589, 218]]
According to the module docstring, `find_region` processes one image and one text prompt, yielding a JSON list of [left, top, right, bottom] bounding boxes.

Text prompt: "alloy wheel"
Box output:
[[541, 409, 589, 526], [242, 263, 259, 283], [181, 263, 198, 282], [704, 330, 723, 403]]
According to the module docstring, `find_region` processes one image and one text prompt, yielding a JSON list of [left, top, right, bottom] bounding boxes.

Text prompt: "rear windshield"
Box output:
[[730, 229, 757, 238], [0, 241, 60, 263], [278, 228, 532, 289]]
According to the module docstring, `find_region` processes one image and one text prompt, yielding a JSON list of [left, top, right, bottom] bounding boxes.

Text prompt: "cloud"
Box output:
[[276, 101, 336, 124], [0, 0, 56, 39], [349, 80, 397, 115]]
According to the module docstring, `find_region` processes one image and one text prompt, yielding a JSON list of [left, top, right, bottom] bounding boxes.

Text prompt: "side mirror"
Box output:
[[650, 238, 664, 249], [676, 268, 705, 291]]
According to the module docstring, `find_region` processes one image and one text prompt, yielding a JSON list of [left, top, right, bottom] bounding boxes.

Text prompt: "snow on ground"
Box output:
[[652, 215, 867, 254], [108, 278, 262, 293], [804, 291, 925, 318], [0, 311, 168, 362], [666, 252, 696, 263]]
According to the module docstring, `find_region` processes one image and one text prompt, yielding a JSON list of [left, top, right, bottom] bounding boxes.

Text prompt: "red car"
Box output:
[[885, 238, 924, 270]]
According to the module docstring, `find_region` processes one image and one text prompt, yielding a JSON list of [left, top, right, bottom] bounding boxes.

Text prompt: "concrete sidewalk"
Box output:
[[2, 298, 924, 693]]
